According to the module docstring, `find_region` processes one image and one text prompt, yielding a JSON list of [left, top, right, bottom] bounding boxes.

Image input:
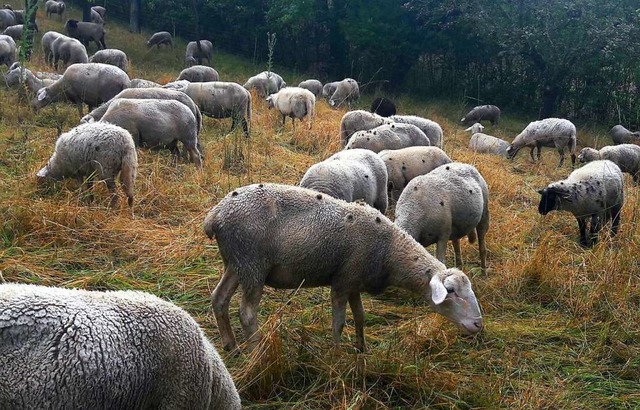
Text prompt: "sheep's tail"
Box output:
[[120, 146, 138, 215], [467, 229, 477, 244]]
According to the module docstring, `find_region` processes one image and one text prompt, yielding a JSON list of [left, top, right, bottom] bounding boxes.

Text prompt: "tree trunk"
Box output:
[[82, 0, 92, 22], [540, 85, 560, 119], [129, 0, 141, 33], [191, 0, 200, 39]]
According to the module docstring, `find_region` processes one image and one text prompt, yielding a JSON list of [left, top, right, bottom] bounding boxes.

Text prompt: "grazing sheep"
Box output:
[[100, 98, 202, 166], [0, 33, 15, 67], [91, 5, 106, 21], [2, 24, 24, 41], [395, 162, 490, 270], [36, 122, 137, 211], [45, 0, 65, 18], [185, 39, 213, 66], [89, 48, 128, 72], [328, 78, 359, 108], [506, 118, 577, 167], [578, 144, 640, 184], [32, 63, 130, 115], [41, 30, 63, 66], [370, 97, 397, 117], [3, 66, 56, 92], [345, 123, 430, 153], [538, 160, 624, 246], [322, 81, 338, 99], [610, 124, 640, 145], [300, 148, 388, 212], [465, 123, 510, 156], [243, 70, 286, 98], [204, 183, 483, 352], [177, 65, 219, 82], [130, 78, 161, 88], [164, 80, 251, 137], [90, 8, 104, 25], [266, 86, 315, 130], [389, 115, 443, 148], [146, 31, 172, 48], [0, 283, 241, 409], [65, 19, 106, 50], [298, 79, 323, 97], [51, 35, 88, 69], [461, 104, 501, 126], [0, 8, 17, 31], [379, 146, 452, 201], [340, 110, 393, 146]]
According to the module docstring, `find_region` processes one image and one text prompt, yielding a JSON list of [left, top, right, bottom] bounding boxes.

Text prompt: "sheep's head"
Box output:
[[505, 144, 519, 160], [465, 123, 484, 134], [577, 147, 598, 163], [428, 269, 483, 335], [265, 95, 275, 109], [31, 87, 51, 110], [184, 56, 197, 67]]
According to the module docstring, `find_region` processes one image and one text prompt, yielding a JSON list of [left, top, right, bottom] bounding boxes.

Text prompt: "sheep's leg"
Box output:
[[536, 144, 543, 161], [348, 293, 366, 352], [241, 118, 249, 137], [577, 217, 588, 247], [557, 147, 565, 168], [330, 288, 349, 347], [186, 146, 203, 168], [212, 270, 240, 351], [589, 214, 601, 245], [528, 146, 536, 162], [239, 285, 264, 350], [452, 238, 462, 267], [435, 237, 448, 264], [611, 203, 622, 237], [105, 178, 118, 208], [477, 215, 489, 271], [281, 114, 286, 127]]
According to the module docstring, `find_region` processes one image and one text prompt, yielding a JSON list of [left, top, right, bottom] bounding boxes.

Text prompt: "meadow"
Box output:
[[1, 3, 639, 409]]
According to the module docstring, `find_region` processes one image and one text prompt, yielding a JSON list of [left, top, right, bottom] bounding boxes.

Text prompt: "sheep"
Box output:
[[465, 123, 510, 156], [298, 79, 323, 97], [130, 78, 161, 88], [45, 0, 65, 18], [461, 104, 501, 126], [177, 65, 219, 82], [89, 48, 128, 73], [99, 98, 202, 167], [506, 118, 577, 167], [3, 66, 56, 92], [243, 70, 286, 98], [147, 30, 172, 48], [266, 86, 315, 130], [36, 122, 137, 212], [578, 144, 640, 184], [204, 183, 483, 352], [51, 35, 88, 69], [2, 24, 23, 41], [339, 110, 393, 146], [389, 115, 443, 148], [64, 19, 106, 50], [0, 283, 241, 409], [185, 39, 213, 66], [328, 78, 359, 108], [538, 160, 624, 246], [90, 8, 104, 25], [610, 124, 640, 145], [322, 81, 338, 99], [0, 8, 17, 31], [395, 162, 490, 270], [345, 123, 430, 153], [164, 80, 251, 137], [91, 5, 106, 21], [370, 97, 397, 117], [32, 63, 130, 115], [379, 146, 452, 201], [41, 30, 63, 66], [0, 33, 15, 68], [299, 148, 388, 212]]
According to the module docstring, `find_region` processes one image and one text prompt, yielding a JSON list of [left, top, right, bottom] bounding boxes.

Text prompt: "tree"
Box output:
[[130, 0, 141, 33]]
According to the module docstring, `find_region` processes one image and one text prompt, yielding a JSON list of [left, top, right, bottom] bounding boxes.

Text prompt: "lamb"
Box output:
[[465, 123, 510, 156], [538, 160, 624, 246], [395, 162, 490, 270], [506, 118, 577, 167], [243, 70, 286, 98], [51, 35, 88, 69], [298, 79, 323, 97], [3, 66, 56, 92], [379, 146, 452, 201], [146, 31, 172, 48], [578, 144, 640, 184], [610, 124, 640, 145], [370, 97, 397, 117], [299, 148, 388, 212], [177, 65, 219, 82], [204, 183, 483, 352], [328, 78, 359, 108], [32, 63, 130, 115], [322, 81, 338, 99], [130, 78, 161, 88], [36, 122, 137, 212], [339, 110, 393, 146], [89, 48, 128, 72], [41, 30, 63, 66], [0, 33, 15, 68], [461, 104, 501, 126], [45, 0, 65, 18], [266, 86, 316, 130], [185, 39, 213, 66], [389, 115, 443, 148], [0, 283, 241, 409], [345, 123, 430, 153], [64, 19, 106, 50]]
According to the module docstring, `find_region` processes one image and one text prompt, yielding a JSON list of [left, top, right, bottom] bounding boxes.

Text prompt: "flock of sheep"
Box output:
[[2, 2, 640, 408]]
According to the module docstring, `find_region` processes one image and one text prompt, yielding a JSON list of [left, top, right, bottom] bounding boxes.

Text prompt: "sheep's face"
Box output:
[[577, 148, 596, 163], [265, 95, 275, 109], [464, 123, 484, 134], [505, 144, 519, 159], [184, 56, 196, 67], [537, 187, 561, 215], [429, 269, 483, 335], [31, 88, 51, 110]]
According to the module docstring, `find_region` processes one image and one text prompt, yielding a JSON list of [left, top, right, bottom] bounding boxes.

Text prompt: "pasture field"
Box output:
[[1, 3, 639, 409]]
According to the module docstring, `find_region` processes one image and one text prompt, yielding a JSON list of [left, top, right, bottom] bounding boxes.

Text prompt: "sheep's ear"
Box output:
[[36, 166, 48, 178], [36, 88, 47, 101], [430, 274, 448, 305], [460, 117, 465, 122], [537, 188, 546, 195], [464, 126, 473, 132]]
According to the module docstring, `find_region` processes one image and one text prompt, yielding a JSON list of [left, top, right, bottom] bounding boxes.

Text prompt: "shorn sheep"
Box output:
[[298, 79, 323, 97], [328, 78, 359, 108], [390, 115, 443, 148], [345, 123, 430, 153], [185, 39, 213, 66], [465, 123, 510, 156], [578, 144, 640, 184], [300, 148, 388, 213], [0, 283, 241, 409], [538, 160, 624, 246], [41, 30, 63, 66], [204, 183, 483, 352], [36, 122, 137, 213], [266, 86, 316, 130], [339, 110, 393, 146], [0, 33, 16, 68], [177, 65, 219, 82], [243, 70, 286, 98], [370, 97, 397, 117], [506, 118, 577, 167], [89, 48, 129, 73], [64, 19, 106, 50], [461, 104, 501, 126], [51, 35, 88, 69], [147, 31, 172, 48], [610, 124, 640, 145]]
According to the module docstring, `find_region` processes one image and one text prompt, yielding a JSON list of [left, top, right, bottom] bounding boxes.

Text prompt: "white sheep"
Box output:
[[0, 33, 16, 68], [36, 122, 137, 212], [204, 183, 483, 352], [177, 65, 219, 82], [41, 30, 63, 66], [339, 110, 393, 146], [610, 124, 640, 145], [0, 283, 241, 409], [506, 118, 577, 167], [465, 123, 510, 156], [146, 31, 172, 48], [389, 115, 443, 148], [322, 81, 338, 99], [578, 144, 640, 185], [243, 70, 286, 98], [51, 34, 88, 69], [395, 162, 490, 270], [266, 86, 315, 130], [89, 48, 129, 73], [130, 78, 161, 88], [461, 105, 501, 126], [2, 24, 25, 41], [345, 123, 430, 153], [185, 40, 213, 66], [300, 148, 388, 213], [538, 160, 624, 246], [328, 78, 359, 108], [3, 65, 56, 92], [298, 79, 323, 97]]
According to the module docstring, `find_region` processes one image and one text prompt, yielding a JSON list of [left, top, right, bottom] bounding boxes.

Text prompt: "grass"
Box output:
[[2, 2, 640, 409]]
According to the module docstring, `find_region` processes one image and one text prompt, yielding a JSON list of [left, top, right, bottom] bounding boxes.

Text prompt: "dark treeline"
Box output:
[[72, 0, 640, 123]]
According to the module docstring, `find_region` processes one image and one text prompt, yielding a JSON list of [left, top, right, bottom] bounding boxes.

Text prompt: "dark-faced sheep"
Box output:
[[65, 19, 106, 50], [370, 97, 397, 117]]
